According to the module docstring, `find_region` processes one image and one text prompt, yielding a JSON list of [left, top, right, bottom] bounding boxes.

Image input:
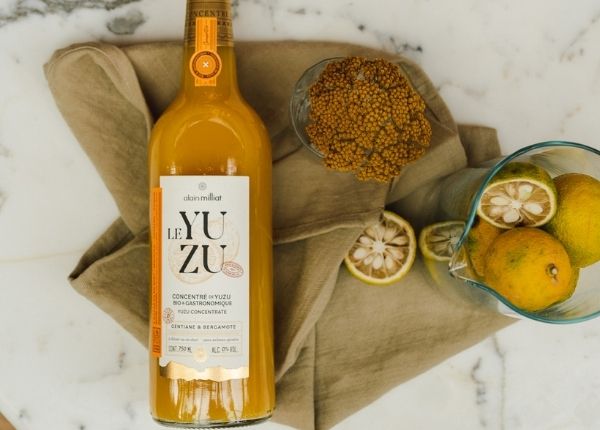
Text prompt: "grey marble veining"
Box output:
[[106, 8, 145, 35], [470, 357, 488, 426], [0, 143, 10, 158], [353, 23, 425, 56], [461, 335, 509, 430], [492, 336, 508, 430], [0, 0, 142, 27], [560, 11, 600, 62], [17, 409, 29, 425]]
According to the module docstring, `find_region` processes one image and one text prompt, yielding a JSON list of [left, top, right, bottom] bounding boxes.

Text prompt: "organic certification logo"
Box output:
[[162, 307, 175, 324]]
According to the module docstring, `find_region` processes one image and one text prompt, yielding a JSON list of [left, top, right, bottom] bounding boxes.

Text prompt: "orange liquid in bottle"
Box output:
[[148, 1, 274, 426]]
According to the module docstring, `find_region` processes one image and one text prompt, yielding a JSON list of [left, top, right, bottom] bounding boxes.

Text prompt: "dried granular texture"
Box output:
[[306, 57, 432, 182]]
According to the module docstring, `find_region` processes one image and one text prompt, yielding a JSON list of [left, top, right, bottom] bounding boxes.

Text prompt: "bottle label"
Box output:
[[189, 17, 222, 87], [151, 176, 250, 382]]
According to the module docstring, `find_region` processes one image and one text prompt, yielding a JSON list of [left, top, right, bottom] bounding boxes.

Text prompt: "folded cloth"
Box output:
[[44, 41, 512, 430]]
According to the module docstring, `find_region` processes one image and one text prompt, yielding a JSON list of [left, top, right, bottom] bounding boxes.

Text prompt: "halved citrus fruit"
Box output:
[[419, 221, 465, 262], [477, 162, 557, 229], [344, 211, 416, 286]]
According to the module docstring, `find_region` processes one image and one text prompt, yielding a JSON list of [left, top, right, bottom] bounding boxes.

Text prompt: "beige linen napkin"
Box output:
[[45, 41, 511, 430]]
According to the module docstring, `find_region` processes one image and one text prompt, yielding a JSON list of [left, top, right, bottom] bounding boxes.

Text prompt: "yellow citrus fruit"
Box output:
[[545, 173, 600, 268], [465, 217, 502, 278], [345, 211, 416, 286], [484, 228, 574, 312], [419, 221, 465, 262], [477, 162, 557, 229]]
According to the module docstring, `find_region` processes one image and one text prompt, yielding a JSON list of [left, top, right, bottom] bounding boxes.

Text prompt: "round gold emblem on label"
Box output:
[[189, 50, 222, 80]]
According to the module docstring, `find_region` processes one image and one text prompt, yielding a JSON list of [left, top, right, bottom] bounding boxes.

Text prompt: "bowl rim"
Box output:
[[289, 57, 346, 158], [451, 140, 600, 324]]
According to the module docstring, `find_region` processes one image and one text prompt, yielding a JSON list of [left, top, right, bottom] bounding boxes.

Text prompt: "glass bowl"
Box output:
[[435, 141, 600, 323], [289, 57, 341, 158]]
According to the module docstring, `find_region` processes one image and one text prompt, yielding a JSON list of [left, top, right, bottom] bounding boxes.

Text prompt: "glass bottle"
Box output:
[[148, 0, 274, 426]]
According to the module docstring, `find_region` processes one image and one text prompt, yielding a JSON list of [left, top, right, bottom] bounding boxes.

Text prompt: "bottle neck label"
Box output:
[[189, 17, 222, 87], [185, 0, 234, 47]]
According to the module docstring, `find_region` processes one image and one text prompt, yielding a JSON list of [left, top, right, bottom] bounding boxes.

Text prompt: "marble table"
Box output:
[[1, 0, 600, 429]]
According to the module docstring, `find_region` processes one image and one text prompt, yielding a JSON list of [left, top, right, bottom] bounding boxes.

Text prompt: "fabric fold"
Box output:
[[45, 40, 512, 430], [45, 44, 152, 235], [69, 219, 149, 342]]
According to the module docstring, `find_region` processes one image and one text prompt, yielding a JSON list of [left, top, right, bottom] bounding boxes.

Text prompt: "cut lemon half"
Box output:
[[419, 221, 465, 262], [477, 162, 557, 229], [344, 211, 416, 286]]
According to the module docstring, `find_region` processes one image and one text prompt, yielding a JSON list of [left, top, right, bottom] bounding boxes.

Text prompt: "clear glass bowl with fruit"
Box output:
[[423, 141, 600, 323]]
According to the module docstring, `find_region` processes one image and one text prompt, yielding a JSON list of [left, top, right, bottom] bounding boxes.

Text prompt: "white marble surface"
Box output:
[[1, 0, 600, 429]]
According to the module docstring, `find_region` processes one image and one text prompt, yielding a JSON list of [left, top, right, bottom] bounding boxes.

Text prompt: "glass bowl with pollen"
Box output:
[[290, 58, 336, 158], [289, 57, 432, 182], [290, 57, 336, 158]]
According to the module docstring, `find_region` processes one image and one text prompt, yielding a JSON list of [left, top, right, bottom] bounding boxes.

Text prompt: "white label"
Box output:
[[159, 175, 249, 379]]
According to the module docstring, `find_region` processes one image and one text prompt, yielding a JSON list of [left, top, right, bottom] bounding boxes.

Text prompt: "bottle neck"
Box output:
[[181, 0, 238, 100]]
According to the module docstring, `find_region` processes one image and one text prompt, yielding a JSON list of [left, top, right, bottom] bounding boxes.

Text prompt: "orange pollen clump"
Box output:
[[306, 56, 432, 182]]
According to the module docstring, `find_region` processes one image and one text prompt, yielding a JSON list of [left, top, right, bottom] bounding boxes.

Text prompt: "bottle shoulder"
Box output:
[[149, 93, 271, 155], [153, 93, 265, 130]]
